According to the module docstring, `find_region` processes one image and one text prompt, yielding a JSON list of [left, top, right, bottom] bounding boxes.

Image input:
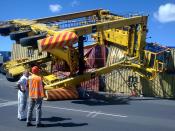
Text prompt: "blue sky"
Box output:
[[0, 0, 175, 51]]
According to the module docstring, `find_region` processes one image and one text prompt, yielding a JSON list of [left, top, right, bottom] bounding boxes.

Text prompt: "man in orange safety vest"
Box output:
[[26, 66, 45, 128]]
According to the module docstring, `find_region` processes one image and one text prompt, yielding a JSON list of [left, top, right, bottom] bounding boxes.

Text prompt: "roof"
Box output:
[[145, 43, 168, 53]]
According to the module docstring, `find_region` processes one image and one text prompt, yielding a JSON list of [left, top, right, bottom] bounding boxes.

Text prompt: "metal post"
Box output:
[[78, 36, 84, 75]]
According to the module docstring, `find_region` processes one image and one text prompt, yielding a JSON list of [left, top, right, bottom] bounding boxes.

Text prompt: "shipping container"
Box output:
[[140, 73, 175, 98], [11, 43, 47, 60], [11, 43, 51, 72], [169, 48, 175, 72], [104, 46, 175, 98]]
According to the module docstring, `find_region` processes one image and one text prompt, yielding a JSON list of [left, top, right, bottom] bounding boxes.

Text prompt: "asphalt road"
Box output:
[[0, 73, 175, 131]]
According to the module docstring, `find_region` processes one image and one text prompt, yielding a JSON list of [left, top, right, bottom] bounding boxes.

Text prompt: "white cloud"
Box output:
[[154, 3, 175, 23], [71, 0, 79, 7], [49, 4, 62, 13]]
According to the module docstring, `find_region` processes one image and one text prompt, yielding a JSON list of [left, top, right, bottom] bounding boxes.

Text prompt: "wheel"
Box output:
[[6, 72, 20, 82], [0, 24, 16, 36], [0, 65, 6, 75], [0, 64, 2, 73], [20, 34, 46, 47], [10, 30, 31, 41]]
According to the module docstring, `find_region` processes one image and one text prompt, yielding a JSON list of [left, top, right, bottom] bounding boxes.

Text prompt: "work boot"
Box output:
[[27, 122, 33, 127], [36, 123, 45, 128]]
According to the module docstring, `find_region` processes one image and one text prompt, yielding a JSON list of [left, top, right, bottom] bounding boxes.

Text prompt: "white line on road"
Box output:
[[86, 111, 96, 117], [44, 105, 128, 118], [91, 111, 101, 118], [0, 98, 9, 102], [0, 99, 128, 118], [0, 101, 17, 108]]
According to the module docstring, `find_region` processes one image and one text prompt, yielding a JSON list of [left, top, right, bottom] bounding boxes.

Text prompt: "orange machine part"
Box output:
[[38, 31, 78, 51], [45, 87, 79, 100]]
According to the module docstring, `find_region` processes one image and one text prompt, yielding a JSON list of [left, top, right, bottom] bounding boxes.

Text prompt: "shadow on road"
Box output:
[[42, 122, 88, 128], [41, 116, 88, 127], [42, 116, 71, 122], [71, 98, 129, 106], [59, 122, 88, 127]]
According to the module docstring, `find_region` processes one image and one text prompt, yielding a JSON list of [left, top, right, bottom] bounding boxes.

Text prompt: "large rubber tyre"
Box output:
[[0, 65, 6, 75], [10, 30, 30, 41], [6, 72, 20, 82], [0, 64, 2, 74], [20, 34, 46, 47], [0, 24, 15, 36]]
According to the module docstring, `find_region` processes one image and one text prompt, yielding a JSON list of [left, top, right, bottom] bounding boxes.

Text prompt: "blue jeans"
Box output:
[[27, 98, 43, 124]]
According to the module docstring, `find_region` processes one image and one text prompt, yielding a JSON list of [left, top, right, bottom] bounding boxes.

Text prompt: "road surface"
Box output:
[[0, 73, 175, 131]]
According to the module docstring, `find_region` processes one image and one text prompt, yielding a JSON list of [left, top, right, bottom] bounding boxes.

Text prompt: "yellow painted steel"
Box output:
[[5, 57, 51, 76], [44, 60, 126, 90], [0, 9, 169, 95], [2, 58, 28, 71], [100, 29, 129, 47], [8, 11, 148, 78], [44, 59, 158, 90], [43, 74, 58, 84], [8, 65, 26, 76], [48, 48, 78, 74], [34, 9, 103, 23]]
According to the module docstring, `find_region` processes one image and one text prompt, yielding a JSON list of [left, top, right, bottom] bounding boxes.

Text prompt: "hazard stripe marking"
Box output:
[[42, 37, 51, 51], [40, 38, 46, 50], [45, 87, 79, 100], [38, 31, 78, 51], [64, 32, 74, 47], [57, 32, 68, 48], [46, 36, 54, 50], [49, 34, 59, 49]]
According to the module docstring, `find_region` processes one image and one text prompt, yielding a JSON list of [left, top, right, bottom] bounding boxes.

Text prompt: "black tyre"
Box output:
[[6, 72, 20, 82], [20, 34, 46, 47], [0, 64, 2, 73], [10, 30, 31, 41], [0, 24, 16, 36], [0, 65, 6, 75]]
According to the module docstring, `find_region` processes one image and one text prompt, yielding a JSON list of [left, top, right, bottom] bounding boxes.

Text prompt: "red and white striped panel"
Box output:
[[44, 87, 79, 101], [38, 31, 78, 51]]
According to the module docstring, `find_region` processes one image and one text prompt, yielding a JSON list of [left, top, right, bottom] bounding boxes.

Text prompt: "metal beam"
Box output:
[[44, 59, 157, 90], [34, 9, 103, 23], [44, 60, 125, 89], [78, 36, 85, 75], [66, 16, 148, 36]]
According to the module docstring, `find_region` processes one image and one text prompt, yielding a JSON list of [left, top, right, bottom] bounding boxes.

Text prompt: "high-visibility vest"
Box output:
[[29, 74, 44, 99]]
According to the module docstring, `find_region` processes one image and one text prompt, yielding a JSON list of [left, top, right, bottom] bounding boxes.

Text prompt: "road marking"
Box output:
[[86, 111, 96, 117], [0, 99, 128, 118], [44, 105, 128, 118], [0, 98, 9, 102], [0, 101, 17, 108], [91, 111, 101, 118]]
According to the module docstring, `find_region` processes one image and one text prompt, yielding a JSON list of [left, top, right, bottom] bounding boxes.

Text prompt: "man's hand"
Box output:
[[19, 85, 26, 93]]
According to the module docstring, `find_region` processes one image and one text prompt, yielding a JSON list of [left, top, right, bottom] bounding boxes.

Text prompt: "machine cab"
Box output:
[[144, 43, 171, 72]]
